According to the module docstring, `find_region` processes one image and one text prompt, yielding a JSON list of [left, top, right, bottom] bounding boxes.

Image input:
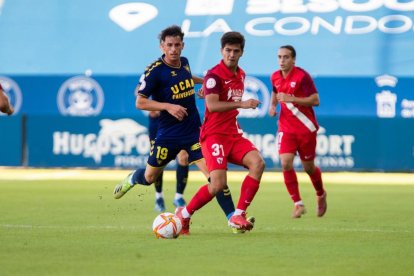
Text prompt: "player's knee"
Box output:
[[145, 174, 158, 184], [208, 182, 226, 196], [281, 161, 293, 171], [250, 155, 265, 175]]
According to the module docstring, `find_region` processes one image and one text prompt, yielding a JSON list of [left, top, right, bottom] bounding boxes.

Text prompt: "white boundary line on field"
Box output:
[[1, 224, 411, 234], [0, 169, 414, 185]]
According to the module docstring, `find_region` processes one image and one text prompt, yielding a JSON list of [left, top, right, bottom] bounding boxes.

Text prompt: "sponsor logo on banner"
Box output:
[[109, 2, 158, 32], [244, 126, 355, 169], [52, 118, 150, 167], [375, 74, 397, 118], [315, 127, 355, 169], [110, 1, 414, 35], [0, 76, 22, 115], [57, 76, 104, 116], [238, 76, 270, 118]]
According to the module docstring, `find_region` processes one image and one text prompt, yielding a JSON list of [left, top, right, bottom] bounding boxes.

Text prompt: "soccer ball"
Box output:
[[152, 212, 182, 239]]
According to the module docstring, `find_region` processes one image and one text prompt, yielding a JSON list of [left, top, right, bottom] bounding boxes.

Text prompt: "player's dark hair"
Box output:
[[159, 25, 184, 43], [280, 45, 296, 58], [221, 32, 245, 50]]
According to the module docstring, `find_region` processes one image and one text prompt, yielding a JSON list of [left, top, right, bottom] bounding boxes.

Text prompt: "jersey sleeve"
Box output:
[[136, 65, 160, 98], [301, 72, 318, 96], [270, 72, 278, 94], [203, 73, 222, 96]]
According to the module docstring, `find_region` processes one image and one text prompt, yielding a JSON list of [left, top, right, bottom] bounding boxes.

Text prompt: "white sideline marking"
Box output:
[[0, 169, 414, 185], [0, 224, 141, 230], [1, 224, 411, 234]]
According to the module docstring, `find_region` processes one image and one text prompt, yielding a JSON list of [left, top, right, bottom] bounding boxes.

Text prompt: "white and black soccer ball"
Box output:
[[152, 212, 182, 239]]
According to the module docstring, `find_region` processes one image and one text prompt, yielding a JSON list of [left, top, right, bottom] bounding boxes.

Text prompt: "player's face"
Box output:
[[278, 48, 295, 73], [160, 36, 184, 66], [221, 44, 243, 71]]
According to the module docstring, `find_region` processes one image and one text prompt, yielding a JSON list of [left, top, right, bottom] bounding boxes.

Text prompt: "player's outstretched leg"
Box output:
[[113, 172, 134, 199]]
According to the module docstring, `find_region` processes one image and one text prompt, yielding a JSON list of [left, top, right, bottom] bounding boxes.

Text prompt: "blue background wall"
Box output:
[[1, 0, 413, 171]]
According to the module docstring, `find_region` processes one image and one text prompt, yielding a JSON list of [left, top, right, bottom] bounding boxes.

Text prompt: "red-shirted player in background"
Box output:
[[0, 83, 14, 115], [175, 31, 265, 233], [269, 45, 327, 218]]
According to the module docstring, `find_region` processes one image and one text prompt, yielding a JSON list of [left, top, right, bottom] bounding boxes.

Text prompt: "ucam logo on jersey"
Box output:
[[0, 76, 22, 115], [52, 118, 150, 167], [57, 76, 104, 116]]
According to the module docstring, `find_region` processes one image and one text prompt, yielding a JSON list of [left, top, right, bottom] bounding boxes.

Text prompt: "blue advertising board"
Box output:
[[1, 74, 414, 119], [1, 0, 414, 77], [25, 115, 414, 171], [0, 115, 22, 166]]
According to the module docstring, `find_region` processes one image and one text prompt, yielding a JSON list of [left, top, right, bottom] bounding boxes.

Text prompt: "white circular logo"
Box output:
[[206, 78, 216, 89], [57, 76, 104, 116], [0, 76, 23, 116], [238, 76, 270, 118]]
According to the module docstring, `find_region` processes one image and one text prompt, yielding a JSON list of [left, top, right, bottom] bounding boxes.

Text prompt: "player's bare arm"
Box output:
[[205, 94, 260, 112], [276, 92, 319, 107], [136, 95, 188, 120], [192, 75, 204, 85], [268, 92, 278, 117]]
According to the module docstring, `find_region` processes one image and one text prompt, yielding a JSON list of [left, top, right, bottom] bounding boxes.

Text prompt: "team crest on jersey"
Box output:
[[206, 78, 216, 89], [184, 65, 191, 73], [290, 82, 296, 88], [216, 157, 223, 164], [171, 71, 177, 77], [239, 76, 270, 118], [57, 76, 104, 116], [0, 76, 22, 115]]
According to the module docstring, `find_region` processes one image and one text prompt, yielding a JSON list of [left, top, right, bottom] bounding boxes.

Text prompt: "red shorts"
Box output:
[[277, 131, 317, 161], [201, 134, 258, 172]]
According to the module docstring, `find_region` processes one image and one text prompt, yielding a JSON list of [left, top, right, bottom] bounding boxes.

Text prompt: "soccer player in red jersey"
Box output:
[[0, 83, 14, 115], [175, 31, 265, 233], [268, 45, 327, 218]]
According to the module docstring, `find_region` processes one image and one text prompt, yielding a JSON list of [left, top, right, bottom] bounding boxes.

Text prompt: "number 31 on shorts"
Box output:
[[211, 143, 224, 157]]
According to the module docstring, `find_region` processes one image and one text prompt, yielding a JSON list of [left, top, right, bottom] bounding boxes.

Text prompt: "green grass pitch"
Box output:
[[1, 170, 413, 275]]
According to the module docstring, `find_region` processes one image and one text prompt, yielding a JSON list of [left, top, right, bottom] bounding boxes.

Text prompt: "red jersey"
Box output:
[[270, 66, 319, 134], [200, 60, 245, 139]]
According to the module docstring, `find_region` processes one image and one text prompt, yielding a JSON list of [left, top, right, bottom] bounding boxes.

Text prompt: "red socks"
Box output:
[[237, 175, 260, 210], [310, 167, 325, 196], [185, 184, 214, 215], [283, 169, 301, 203]]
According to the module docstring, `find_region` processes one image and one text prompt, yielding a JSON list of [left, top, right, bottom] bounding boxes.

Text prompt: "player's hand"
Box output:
[[196, 88, 204, 99], [241, 99, 261, 109], [268, 105, 277, 117], [167, 104, 188, 121], [276, 93, 294, 103]]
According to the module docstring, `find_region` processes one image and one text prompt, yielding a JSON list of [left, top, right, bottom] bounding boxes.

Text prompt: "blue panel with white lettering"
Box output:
[[0, 115, 22, 166], [1, 0, 413, 77]]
